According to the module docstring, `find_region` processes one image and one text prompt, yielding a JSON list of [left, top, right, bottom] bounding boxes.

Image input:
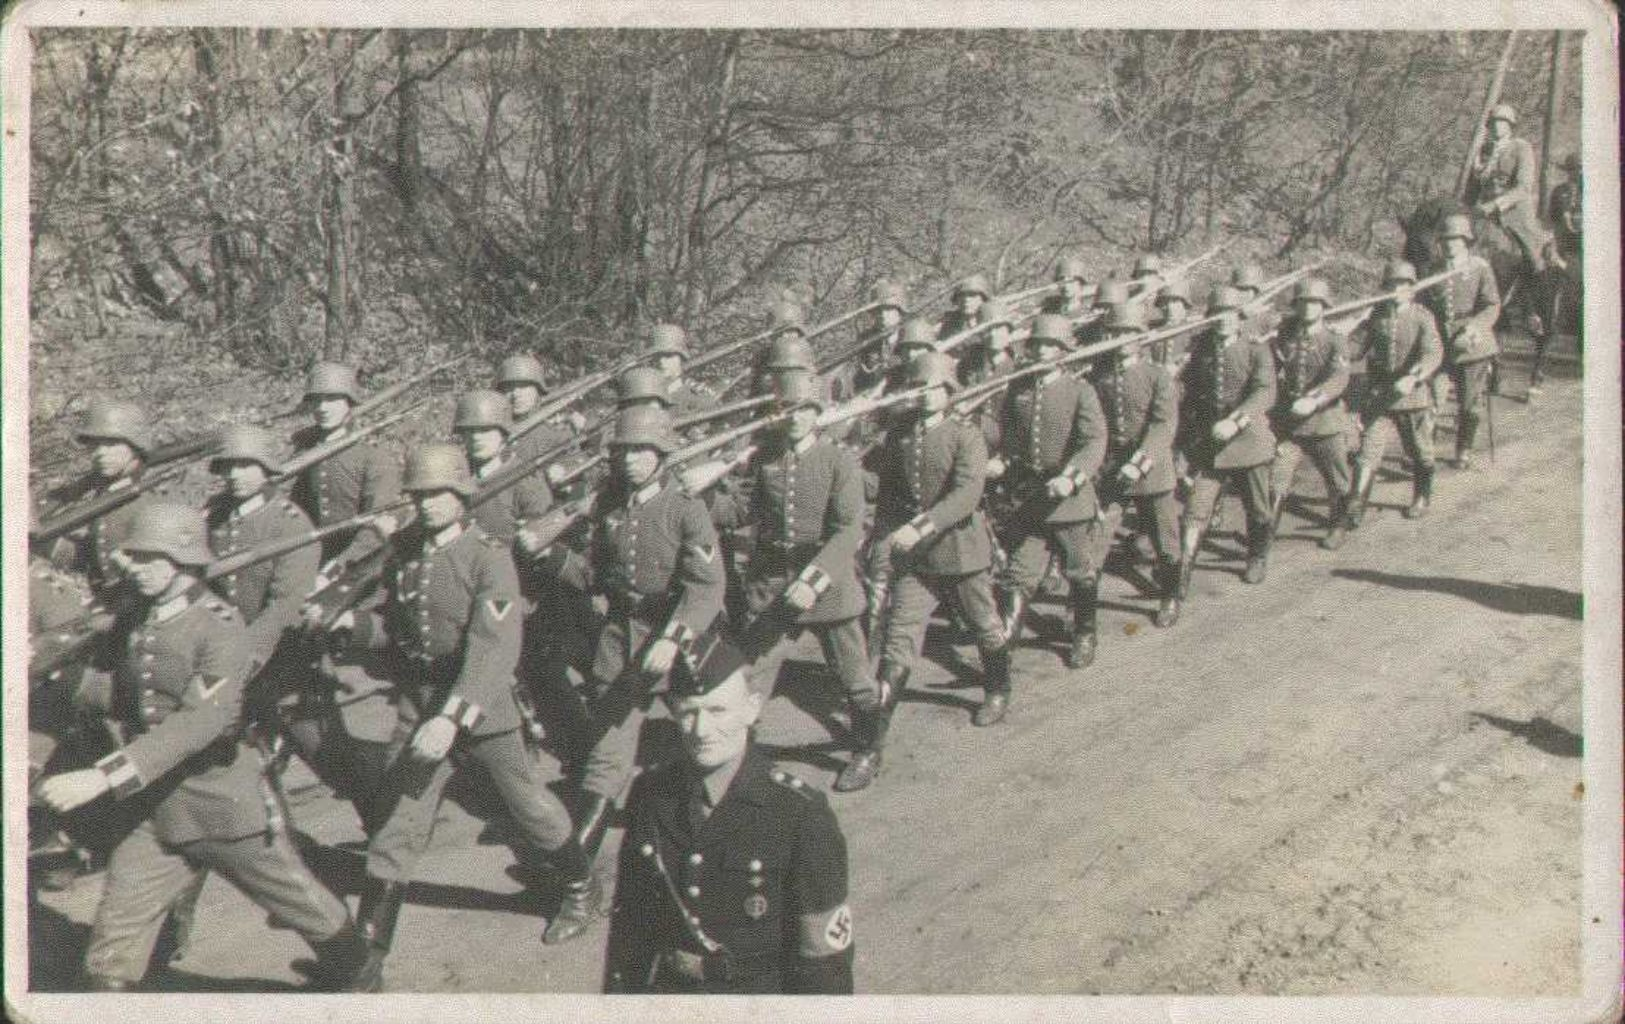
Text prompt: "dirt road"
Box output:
[[26, 347, 1594, 1002]]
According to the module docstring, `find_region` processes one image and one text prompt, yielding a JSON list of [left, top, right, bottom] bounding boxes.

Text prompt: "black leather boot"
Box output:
[[542, 836, 601, 945], [833, 698, 890, 793], [1243, 520, 1274, 584], [1066, 577, 1099, 669], [1320, 492, 1350, 550], [307, 920, 372, 992], [1345, 472, 1375, 529], [350, 878, 406, 992], [1153, 559, 1181, 628], [1404, 466, 1435, 520], [973, 647, 1012, 727]]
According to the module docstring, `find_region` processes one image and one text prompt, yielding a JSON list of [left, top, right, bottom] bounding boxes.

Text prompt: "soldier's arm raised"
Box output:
[[94, 609, 251, 800]]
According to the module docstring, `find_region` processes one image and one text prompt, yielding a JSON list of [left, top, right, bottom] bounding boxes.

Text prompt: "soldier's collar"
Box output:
[[104, 473, 136, 493], [474, 455, 506, 481], [231, 490, 269, 520], [919, 410, 947, 431], [424, 519, 465, 553], [632, 476, 665, 507], [150, 580, 203, 624], [320, 423, 352, 442], [790, 433, 818, 456]]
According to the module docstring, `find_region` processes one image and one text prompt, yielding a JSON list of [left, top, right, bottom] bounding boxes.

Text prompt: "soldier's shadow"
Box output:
[[767, 658, 853, 738], [754, 738, 847, 775], [144, 967, 309, 993]]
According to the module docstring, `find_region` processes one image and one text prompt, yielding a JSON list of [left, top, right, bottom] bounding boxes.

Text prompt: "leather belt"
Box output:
[[660, 947, 776, 985]]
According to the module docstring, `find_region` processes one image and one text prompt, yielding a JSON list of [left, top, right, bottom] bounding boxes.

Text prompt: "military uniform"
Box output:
[[1424, 254, 1501, 460], [345, 517, 576, 881], [1267, 317, 1353, 525], [75, 583, 356, 988], [868, 408, 1009, 712], [47, 472, 163, 604], [290, 425, 403, 569], [604, 745, 854, 993], [1091, 351, 1181, 600], [1178, 320, 1279, 575], [1347, 297, 1445, 518], [544, 471, 726, 802], [205, 490, 319, 674], [288, 425, 403, 748], [987, 367, 1109, 656], [1468, 134, 1546, 275]]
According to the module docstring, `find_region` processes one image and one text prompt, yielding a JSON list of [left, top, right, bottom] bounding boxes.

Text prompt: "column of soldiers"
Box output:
[[34, 203, 1532, 995]]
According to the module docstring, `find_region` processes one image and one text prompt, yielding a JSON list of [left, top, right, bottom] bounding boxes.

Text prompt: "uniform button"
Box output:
[[750, 876, 763, 888], [689, 852, 703, 866], [641, 844, 654, 857], [686, 885, 700, 898], [749, 859, 762, 872], [141, 671, 153, 680], [687, 915, 700, 927], [144, 688, 156, 697]]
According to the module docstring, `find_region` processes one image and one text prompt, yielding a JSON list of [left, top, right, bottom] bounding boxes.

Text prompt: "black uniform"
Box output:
[[604, 745, 855, 994]]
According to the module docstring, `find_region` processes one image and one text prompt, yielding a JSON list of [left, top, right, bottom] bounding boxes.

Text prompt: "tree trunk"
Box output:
[[681, 33, 739, 326], [323, 39, 363, 361]]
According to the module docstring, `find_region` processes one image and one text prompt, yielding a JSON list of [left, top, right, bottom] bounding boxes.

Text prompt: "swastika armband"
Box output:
[[95, 750, 144, 799], [441, 695, 484, 732], [797, 904, 854, 957]]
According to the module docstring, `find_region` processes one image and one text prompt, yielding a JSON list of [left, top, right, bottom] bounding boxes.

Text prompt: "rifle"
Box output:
[[28, 462, 191, 549], [684, 297, 889, 383], [1132, 244, 1227, 295], [263, 352, 472, 426], [506, 354, 643, 446]]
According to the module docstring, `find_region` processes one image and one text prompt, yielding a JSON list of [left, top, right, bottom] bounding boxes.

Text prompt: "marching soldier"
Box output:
[[603, 637, 855, 994], [986, 313, 1110, 669], [1177, 286, 1279, 591], [46, 400, 164, 604], [36, 503, 370, 992], [734, 372, 888, 792], [747, 302, 810, 396], [959, 298, 1017, 388], [495, 354, 582, 469], [940, 274, 990, 338], [286, 362, 403, 815], [290, 362, 402, 571], [870, 352, 1012, 725], [322, 444, 598, 989], [1090, 301, 1183, 627], [1152, 277, 1197, 374], [1042, 256, 1092, 317], [452, 390, 554, 544], [1343, 260, 1445, 526], [1230, 264, 1266, 303], [1424, 212, 1502, 470], [644, 322, 713, 419], [851, 279, 908, 395], [1267, 279, 1355, 550], [880, 317, 943, 395], [535, 405, 726, 878]]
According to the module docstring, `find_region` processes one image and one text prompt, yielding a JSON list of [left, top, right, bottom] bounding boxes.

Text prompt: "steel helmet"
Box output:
[[869, 279, 907, 311], [610, 404, 678, 454], [897, 318, 938, 352], [616, 366, 673, 408], [1028, 313, 1075, 348], [763, 334, 817, 372], [1207, 285, 1246, 315], [1439, 213, 1474, 242], [643, 323, 690, 359], [906, 351, 959, 392], [1230, 265, 1266, 292], [1103, 301, 1148, 333], [1488, 103, 1518, 126], [209, 424, 283, 475], [76, 400, 154, 455], [769, 301, 807, 336], [1132, 254, 1163, 278], [1292, 278, 1332, 306], [954, 273, 991, 301], [122, 502, 213, 566], [1381, 259, 1419, 286], [1156, 278, 1192, 307], [1093, 279, 1130, 308], [977, 298, 1013, 328], [1052, 256, 1087, 284], [774, 371, 827, 411], [453, 389, 513, 433], [304, 361, 360, 403], [497, 354, 548, 390], [402, 443, 474, 497]]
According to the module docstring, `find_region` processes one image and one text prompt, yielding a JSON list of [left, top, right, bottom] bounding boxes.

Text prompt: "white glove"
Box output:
[[1393, 375, 1417, 396], [985, 456, 1006, 479], [1211, 418, 1240, 443], [1290, 396, 1318, 417], [1046, 475, 1077, 499]]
